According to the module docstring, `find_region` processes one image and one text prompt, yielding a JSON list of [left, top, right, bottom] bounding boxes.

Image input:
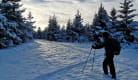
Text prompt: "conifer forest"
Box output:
[[0, 0, 138, 48]]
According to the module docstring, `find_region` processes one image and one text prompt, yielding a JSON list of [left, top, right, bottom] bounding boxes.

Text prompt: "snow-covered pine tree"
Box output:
[[65, 19, 74, 42], [42, 27, 48, 39], [91, 13, 100, 41], [118, 0, 138, 42], [59, 25, 66, 42], [128, 21, 138, 43], [0, 14, 11, 48], [110, 7, 118, 30], [47, 15, 61, 41], [83, 23, 90, 42], [36, 27, 43, 39], [25, 12, 35, 40], [72, 10, 85, 42], [66, 19, 73, 31], [86, 23, 94, 41], [92, 4, 110, 42], [92, 14, 100, 28], [0, 0, 35, 48], [98, 4, 111, 30], [9, 0, 31, 43], [109, 7, 120, 38], [0, 0, 22, 46]]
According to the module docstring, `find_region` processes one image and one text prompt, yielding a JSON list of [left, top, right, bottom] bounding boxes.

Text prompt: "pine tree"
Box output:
[[25, 12, 35, 39], [86, 23, 94, 41], [83, 23, 91, 42], [36, 27, 42, 39], [0, 0, 22, 45], [92, 4, 110, 30], [119, 0, 137, 24], [59, 25, 66, 41], [66, 19, 73, 30], [118, 0, 137, 42], [72, 10, 85, 42], [110, 7, 119, 34], [0, 0, 25, 22], [92, 14, 100, 27], [110, 8, 117, 27], [92, 4, 110, 42], [10, 0, 28, 42], [73, 10, 84, 32], [47, 15, 60, 41], [42, 27, 48, 39], [97, 4, 110, 30], [0, 14, 10, 48], [0, 0, 35, 48], [66, 19, 75, 42]]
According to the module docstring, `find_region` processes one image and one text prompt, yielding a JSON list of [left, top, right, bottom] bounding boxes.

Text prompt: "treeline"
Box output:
[[35, 0, 138, 43], [0, 0, 35, 49]]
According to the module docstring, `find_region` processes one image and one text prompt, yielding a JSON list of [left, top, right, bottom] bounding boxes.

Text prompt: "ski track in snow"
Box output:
[[0, 40, 138, 80]]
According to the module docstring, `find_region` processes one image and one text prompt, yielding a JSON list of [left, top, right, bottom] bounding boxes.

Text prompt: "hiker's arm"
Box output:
[[92, 42, 104, 49]]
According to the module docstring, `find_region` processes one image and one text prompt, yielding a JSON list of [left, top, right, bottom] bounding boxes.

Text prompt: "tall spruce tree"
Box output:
[[0, 14, 11, 48], [25, 12, 35, 39], [47, 15, 61, 41], [110, 7, 117, 27], [66, 19, 72, 41], [110, 7, 119, 34], [92, 4, 110, 42], [98, 4, 110, 30], [118, 0, 137, 42], [0, 0, 22, 45], [66, 19, 73, 30], [66, 19, 77, 42], [0, 0, 35, 48], [92, 14, 100, 27], [72, 10, 84, 33], [72, 10, 85, 42], [36, 27, 42, 39], [92, 4, 110, 31]]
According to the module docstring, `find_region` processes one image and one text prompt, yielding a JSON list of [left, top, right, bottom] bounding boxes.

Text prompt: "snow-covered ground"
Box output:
[[0, 40, 138, 80]]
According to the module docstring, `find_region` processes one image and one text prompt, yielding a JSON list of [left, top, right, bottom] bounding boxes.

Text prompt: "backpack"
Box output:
[[111, 38, 121, 55]]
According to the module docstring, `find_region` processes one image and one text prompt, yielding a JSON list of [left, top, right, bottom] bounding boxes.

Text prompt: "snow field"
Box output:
[[0, 40, 138, 80]]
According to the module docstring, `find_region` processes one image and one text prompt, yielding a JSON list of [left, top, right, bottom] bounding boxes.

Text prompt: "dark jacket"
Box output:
[[92, 37, 117, 56]]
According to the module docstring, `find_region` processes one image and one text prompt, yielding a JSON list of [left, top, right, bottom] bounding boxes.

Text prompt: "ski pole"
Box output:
[[81, 48, 93, 73], [91, 49, 96, 71]]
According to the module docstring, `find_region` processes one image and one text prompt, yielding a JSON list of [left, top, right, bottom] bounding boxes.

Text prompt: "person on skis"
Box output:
[[92, 32, 121, 79]]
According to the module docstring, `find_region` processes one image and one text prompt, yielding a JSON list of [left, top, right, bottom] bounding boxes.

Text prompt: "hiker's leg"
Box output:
[[103, 57, 109, 75], [109, 56, 116, 79]]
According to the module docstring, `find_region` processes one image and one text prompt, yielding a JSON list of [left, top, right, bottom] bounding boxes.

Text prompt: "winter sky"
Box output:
[[22, 0, 138, 30]]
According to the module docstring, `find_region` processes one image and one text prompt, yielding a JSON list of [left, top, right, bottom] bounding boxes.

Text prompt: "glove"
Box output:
[[92, 45, 96, 49]]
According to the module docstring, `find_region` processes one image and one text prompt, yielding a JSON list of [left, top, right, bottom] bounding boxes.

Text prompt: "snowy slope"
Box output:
[[0, 40, 138, 80]]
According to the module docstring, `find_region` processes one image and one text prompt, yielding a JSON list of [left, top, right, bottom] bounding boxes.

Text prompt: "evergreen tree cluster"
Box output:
[[35, 0, 138, 43], [35, 11, 89, 42], [0, 0, 35, 48]]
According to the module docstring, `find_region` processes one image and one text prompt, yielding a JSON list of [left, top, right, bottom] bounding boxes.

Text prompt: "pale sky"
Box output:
[[22, 0, 138, 30]]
